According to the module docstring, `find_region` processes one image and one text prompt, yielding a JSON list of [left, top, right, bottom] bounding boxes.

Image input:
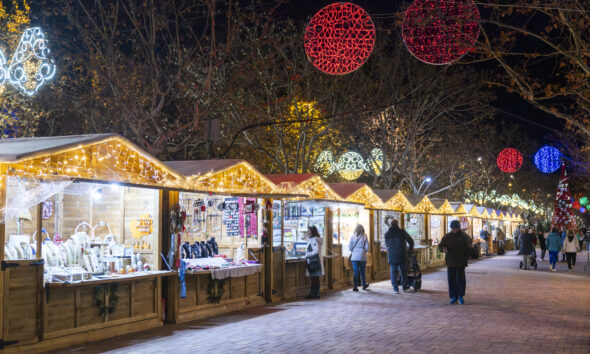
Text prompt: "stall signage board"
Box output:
[[460, 217, 469, 230], [223, 197, 240, 236]]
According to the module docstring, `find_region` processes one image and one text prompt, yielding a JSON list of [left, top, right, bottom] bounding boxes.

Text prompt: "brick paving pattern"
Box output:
[[55, 251, 590, 353]]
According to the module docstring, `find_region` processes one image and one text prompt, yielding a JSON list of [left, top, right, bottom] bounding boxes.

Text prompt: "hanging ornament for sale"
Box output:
[[402, 0, 480, 65], [304, 2, 376, 75]]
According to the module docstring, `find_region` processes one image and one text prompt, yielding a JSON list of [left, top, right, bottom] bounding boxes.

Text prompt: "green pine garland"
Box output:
[[207, 278, 226, 304], [93, 283, 120, 319]]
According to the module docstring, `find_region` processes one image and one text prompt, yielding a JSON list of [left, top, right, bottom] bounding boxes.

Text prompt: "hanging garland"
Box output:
[[496, 148, 523, 173], [93, 283, 120, 320], [402, 0, 480, 65], [208, 278, 226, 304], [534, 146, 561, 173], [304, 2, 376, 75]]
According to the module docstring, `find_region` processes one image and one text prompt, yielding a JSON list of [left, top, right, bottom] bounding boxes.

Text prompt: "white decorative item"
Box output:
[[8, 27, 56, 96], [314, 148, 389, 181], [0, 48, 7, 85]]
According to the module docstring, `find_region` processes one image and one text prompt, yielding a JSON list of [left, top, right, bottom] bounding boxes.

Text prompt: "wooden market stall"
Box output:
[[0, 134, 182, 352], [162, 159, 292, 323], [265, 174, 344, 299]]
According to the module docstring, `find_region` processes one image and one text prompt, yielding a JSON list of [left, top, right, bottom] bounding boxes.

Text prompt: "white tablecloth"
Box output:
[[210, 264, 262, 280]]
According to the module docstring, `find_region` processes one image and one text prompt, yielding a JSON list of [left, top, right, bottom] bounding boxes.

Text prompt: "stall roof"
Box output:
[[267, 174, 342, 201], [329, 183, 384, 209], [430, 199, 456, 215], [405, 195, 437, 214], [374, 189, 413, 212], [0, 134, 184, 188], [167, 159, 283, 196], [449, 202, 468, 215]]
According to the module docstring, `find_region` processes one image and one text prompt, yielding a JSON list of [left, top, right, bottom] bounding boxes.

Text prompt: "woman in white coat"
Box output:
[[562, 230, 580, 272], [305, 226, 324, 299], [348, 224, 370, 291]]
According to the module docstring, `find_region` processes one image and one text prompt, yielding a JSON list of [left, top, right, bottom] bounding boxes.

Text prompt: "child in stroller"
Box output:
[[519, 250, 537, 270], [396, 248, 422, 291]]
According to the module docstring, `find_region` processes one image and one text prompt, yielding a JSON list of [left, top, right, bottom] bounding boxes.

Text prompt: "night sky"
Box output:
[[277, 0, 564, 145]]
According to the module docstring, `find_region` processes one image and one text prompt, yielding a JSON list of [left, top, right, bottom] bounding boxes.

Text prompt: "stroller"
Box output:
[[396, 249, 422, 291], [519, 250, 538, 270]]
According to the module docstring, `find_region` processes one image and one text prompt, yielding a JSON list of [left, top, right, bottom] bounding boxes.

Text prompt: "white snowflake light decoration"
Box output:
[[8, 27, 56, 96], [0, 48, 8, 85]]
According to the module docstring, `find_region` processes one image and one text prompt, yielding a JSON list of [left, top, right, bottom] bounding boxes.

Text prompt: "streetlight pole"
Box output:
[[418, 177, 432, 195]]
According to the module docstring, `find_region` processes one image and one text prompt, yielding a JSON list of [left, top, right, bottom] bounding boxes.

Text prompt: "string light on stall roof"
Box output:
[[304, 2, 376, 75], [534, 145, 561, 173], [402, 0, 480, 65], [496, 148, 523, 173]]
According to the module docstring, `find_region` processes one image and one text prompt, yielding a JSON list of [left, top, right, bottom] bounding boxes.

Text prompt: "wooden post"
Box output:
[[0, 165, 7, 341], [36, 203, 43, 259], [263, 198, 273, 303], [424, 213, 430, 244], [368, 209, 375, 281], [400, 213, 405, 229], [325, 208, 333, 289]]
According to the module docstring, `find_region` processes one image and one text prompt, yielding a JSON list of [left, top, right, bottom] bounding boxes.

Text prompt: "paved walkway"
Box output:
[[55, 251, 590, 353]]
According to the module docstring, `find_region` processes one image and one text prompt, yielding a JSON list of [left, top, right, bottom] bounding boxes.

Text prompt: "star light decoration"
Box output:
[[304, 2, 376, 75], [496, 148, 523, 173], [534, 146, 561, 173], [5, 27, 56, 96], [402, 0, 480, 65]]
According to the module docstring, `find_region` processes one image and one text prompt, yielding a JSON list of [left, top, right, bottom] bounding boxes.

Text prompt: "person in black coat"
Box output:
[[438, 220, 472, 305], [384, 218, 414, 294], [537, 228, 547, 261]]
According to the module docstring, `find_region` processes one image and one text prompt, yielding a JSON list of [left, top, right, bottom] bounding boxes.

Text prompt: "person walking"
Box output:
[[497, 228, 506, 255], [545, 228, 562, 272], [438, 220, 472, 305], [562, 231, 581, 272], [304, 226, 324, 299], [480, 226, 490, 256], [560, 226, 567, 262], [348, 224, 370, 291], [517, 228, 525, 255], [575, 228, 584, 251], [519, 228, 535, 270], [384, 218, 414, 294], [513, 226, 521, 252], [537, 228, 547, 261]]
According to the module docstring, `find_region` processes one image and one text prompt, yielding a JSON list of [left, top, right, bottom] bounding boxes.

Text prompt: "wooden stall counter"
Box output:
[[5, 271, 173, 353]]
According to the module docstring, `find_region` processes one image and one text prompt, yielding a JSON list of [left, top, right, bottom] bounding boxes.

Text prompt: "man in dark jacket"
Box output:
[[384, 219, 414, 294], [537, 228, 547, 261], [438, 220, 472, 305], [519, 228, 535, 270]]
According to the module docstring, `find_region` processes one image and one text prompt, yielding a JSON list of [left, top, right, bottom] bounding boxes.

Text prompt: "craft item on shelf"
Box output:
[[130, 214, 153, 239], [200, 241, 210, 257], [170, 203, 187, 233], [208, 237, 219, 255], [223, 197, 240, 236]]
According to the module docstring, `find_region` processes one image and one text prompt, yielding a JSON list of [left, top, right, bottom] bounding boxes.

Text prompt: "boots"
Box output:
[[304, 284, 315, 299], [313, 285, 320, 299]]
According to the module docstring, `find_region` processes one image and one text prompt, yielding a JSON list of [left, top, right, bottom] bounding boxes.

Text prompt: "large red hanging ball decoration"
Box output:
[[572, 201, 581, 209], [402, 0, 480, 65], [304, 3, 376, 75], [496, 148, 523, 173]]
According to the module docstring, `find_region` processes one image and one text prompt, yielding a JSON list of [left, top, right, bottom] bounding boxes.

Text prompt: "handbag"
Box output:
[[306, 239, 321, 273]]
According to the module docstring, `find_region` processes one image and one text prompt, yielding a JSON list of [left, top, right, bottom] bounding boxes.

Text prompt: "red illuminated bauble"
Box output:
[[304, 2, 376, 75], [572, 201, 581, 209], [402, 0, 480, 65], [496, 148, 523, 173]]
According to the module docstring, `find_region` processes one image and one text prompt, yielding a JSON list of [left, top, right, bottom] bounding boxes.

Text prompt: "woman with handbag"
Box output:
[[348, 224, 370, 291], [305, 226, 324, 299]]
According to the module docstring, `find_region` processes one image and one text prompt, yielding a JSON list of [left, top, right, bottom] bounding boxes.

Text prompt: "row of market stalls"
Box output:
[[0, 134, 523, 352]]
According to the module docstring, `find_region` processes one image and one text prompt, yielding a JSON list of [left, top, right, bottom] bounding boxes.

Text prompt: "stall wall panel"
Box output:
[[78, 287, 103, 327], [133, 279, 155, 316], [61, 193, 91, 236], [197, 275, 209, 306], [108, 283, 131, 321], [3, 261, 42, 346], [180, 277, 198, 309], [45, 288, 75, 332], [230, 276, 246, 299], [91, 188, 124, 239], [272, 249, 283, 297]]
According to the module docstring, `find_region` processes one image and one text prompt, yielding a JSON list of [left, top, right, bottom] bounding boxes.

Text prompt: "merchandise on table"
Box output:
[[4, 178, 163, 284]]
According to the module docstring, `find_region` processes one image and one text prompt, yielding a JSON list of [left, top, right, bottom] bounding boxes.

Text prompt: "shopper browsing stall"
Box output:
[[305, 226, 324, 299]]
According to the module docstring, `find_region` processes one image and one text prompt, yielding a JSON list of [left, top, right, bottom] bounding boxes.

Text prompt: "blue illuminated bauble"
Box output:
[[534, 146, 561, 173], [580, 207, 586, 213]]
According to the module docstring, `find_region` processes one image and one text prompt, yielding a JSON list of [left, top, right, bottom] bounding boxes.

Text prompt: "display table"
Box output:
[[166, 251, 265, 324]]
